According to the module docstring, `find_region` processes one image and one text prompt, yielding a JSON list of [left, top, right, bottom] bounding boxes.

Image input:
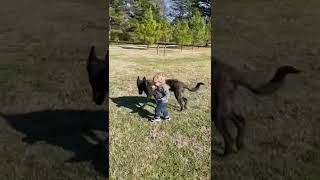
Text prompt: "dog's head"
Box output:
[[137, 76, 147, 95], [87, 46, 108, 105]]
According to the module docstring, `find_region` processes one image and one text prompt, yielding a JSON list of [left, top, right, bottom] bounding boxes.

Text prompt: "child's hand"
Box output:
[[152, 85, 156, 90]]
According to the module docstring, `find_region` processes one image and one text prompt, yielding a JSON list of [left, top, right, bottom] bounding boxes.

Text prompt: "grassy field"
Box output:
[[213, 0, 320, 179], [109, 44, 211, 179], [0, 0, 107, 179]]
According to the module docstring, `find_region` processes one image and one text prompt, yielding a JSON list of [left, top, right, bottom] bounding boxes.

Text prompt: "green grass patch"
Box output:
[[109, 45, 211, 179]]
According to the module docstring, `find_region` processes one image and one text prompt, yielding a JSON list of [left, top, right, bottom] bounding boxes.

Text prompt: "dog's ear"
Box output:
[[88, 46, 97, 66], [137, 76, 141, 84]]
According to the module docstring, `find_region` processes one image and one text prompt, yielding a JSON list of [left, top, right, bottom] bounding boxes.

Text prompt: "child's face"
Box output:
[[155, 78, 165, 87], [154, 75, 166, 87]]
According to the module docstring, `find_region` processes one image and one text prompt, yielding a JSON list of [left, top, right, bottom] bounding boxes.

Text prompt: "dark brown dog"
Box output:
[[137, 76, 204, 111]]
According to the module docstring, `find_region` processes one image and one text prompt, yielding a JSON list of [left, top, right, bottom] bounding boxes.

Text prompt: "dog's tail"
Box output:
[[185, 82, 205, 92], [239, 66, 300, 95]]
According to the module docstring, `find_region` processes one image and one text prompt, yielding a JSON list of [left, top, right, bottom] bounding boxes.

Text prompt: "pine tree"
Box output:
[[159, 17, 172, 43], [153, 0, 168, 17], [170, 0, 193, 21], [135, 8, 159, 47], [205, 18, 211, 46], [110, 0, 128, 41], [123, 0, 162, 41], [174, 19, 192, 51], [191, 0, 211, 19], [190, 10, 207, 46]]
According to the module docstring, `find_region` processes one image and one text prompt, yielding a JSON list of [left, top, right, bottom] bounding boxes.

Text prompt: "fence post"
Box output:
[[157, 44, 159, 55]]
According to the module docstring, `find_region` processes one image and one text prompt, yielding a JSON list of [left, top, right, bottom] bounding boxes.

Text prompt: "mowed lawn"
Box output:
[[109, 44, 211, 179]]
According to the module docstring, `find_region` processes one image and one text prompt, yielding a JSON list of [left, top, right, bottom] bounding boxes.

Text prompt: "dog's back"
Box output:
[[213, 57, 300, 96]]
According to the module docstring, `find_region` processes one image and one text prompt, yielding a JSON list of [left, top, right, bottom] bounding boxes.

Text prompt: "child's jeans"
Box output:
[[154, 102, 169, 119]]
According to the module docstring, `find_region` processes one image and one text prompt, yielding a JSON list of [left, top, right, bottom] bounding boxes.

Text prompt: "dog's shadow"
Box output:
[[1, 109, 108, 177], [110, 96, 156, 119]]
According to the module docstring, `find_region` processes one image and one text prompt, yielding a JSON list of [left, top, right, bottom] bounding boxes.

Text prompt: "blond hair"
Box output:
[[153, 72, 167, 84]]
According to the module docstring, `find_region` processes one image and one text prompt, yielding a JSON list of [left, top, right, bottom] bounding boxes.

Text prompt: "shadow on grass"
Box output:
[[0, 109, 108, 177], [110, 96, 155, 119]]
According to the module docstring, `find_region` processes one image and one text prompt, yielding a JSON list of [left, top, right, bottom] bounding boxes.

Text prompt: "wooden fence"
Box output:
[[109, 40, 211, 55]]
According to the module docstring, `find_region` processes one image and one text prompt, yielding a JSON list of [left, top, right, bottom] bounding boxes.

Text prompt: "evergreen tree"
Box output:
[[124, 0, 162, 41], [170, 0, 192, 21], [191, 0, 211, 19], [110, 0, 128, 41], [135, 8, 159, 46], [153, 0, 168, 17], [205, 18, 211, 46], [190, 10, 206, 46], [173, 19, 192, 50], [159, 17, 172, 43]]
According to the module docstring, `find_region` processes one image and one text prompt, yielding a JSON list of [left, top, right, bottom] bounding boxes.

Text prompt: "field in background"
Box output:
[[109, 44, 211, 179]]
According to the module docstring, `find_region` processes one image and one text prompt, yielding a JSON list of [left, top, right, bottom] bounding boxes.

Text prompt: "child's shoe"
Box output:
[[163, 116, 171, 121], [151, 117, 161, 122]]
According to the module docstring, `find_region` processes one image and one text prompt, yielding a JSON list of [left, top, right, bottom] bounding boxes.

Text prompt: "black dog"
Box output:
[[87, 46, 108, 105], [137, 76, 204, 111]]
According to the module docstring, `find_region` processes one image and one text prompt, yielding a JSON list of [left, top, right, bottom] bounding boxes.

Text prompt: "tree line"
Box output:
[[110, 0, 211, 48]]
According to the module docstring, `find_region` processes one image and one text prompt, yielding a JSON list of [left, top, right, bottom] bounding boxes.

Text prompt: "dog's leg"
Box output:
[[141, 96, 151, 108], [216, 95, 237, 156], [227, 87, 246, 151], [183, 97, 188, 109], [174, 90, 184, 111], [230, 112, 246, 150], [216, 113, 235, 155]]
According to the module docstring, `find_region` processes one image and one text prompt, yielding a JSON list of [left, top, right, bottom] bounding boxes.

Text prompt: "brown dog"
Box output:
[[137, 77, 204, 111]]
